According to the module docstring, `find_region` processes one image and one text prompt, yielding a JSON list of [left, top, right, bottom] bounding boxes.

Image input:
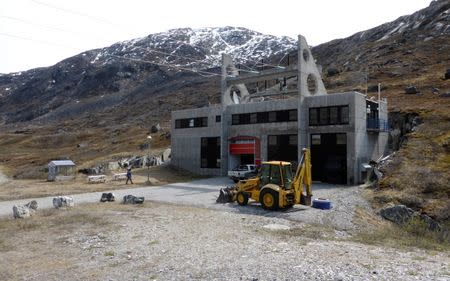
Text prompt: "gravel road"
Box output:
[[0, 177, 370, 230], [1, 202, 448, 281]]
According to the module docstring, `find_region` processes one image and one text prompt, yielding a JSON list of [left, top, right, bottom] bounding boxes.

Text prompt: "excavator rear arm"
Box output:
[[292, 148, 312, 204]]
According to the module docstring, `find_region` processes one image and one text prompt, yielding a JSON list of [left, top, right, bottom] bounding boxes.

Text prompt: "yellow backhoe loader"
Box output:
[[217, 148, 312, 210]]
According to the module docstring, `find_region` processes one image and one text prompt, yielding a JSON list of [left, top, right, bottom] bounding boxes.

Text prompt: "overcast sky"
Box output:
[[0, 0, 432, 73]]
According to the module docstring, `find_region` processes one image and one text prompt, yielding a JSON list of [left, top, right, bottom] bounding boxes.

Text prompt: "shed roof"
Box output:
[[48, 160, 76, 166]]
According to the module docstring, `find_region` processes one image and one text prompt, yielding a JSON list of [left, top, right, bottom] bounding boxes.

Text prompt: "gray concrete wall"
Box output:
[[305, 92, 359, 184], [224, 98, 298, 170], [354, 96, 389, 183], [171, 106, 222, 176]]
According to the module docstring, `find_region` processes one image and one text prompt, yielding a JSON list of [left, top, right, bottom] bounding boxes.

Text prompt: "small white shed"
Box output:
[[48, 160, 76, 181]]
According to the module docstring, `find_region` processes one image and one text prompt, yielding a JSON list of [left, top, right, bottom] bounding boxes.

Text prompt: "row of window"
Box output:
[[175, 105, 348, 129], [309, 105, 349, 126], [175, 117, 208, 129], [232, 109, 297, 125]]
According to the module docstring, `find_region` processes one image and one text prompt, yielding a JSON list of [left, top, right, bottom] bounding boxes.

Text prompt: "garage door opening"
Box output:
[[267, 134, 298, 163], [311, 133, 347, 184], [229, 136, 260, 170], [200, 137, 220, 168]]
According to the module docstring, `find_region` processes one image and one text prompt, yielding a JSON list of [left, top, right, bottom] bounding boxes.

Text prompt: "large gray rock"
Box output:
[[53, 196, 74, 208], [150, 123, 161, 133], [12, 200, 38, 218], [420, 214, 441, 231], [13, 205, 31, 218], [379, 205, 415, 225], [405, 86, 419, 94]]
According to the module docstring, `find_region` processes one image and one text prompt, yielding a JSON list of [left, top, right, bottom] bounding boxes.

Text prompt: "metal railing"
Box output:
[[367, 118, 389, 132]]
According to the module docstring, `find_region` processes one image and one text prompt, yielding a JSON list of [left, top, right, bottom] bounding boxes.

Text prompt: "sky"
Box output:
[[0, 0, 432, 74]]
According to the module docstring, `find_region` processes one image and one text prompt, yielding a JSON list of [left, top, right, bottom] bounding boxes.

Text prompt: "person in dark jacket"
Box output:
[[126, 168, 133, 184]]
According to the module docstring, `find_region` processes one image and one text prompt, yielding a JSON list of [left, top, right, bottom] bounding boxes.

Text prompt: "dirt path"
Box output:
[[0, 177, 371, 230]]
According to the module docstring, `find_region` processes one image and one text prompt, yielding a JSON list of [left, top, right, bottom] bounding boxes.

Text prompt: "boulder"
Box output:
[[12, 200, 38, 218], [123, 195, 144, 204], [100, 192, 115, 202], [327, 68, 340, 77], [405, 86, 419, 94], [379, 205, 415, 225], [25, 200, 38, 210], [13, 205, 31, 218], [53, 196, 74, 208], [150, 123, 161, 133], [445, 68, 450, 80]]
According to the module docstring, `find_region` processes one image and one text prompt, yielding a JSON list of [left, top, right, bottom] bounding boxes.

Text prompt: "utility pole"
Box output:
[[146, 135, 152, 184]]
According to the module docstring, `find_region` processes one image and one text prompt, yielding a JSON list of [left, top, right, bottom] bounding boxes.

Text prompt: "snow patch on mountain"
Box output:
[[90, 27, 297, 70]]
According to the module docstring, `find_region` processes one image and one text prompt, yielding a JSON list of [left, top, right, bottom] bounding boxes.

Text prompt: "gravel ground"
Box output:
[[1, 202, 448, 281], [0, 177, 370, 230]]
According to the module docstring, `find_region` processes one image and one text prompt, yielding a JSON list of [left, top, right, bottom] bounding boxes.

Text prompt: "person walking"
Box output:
[[126, 168, 133, 184]]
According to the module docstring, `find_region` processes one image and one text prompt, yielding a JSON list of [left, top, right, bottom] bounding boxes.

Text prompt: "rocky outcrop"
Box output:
[[379, 204, 441, 231], [404, 86, 419, 94]]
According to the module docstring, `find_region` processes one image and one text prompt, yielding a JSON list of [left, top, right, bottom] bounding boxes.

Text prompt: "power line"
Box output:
[[0, 32, 82, 51], [0, 15, 100, 41], [0, 31, 221, 77], [29, 0, 121, 28]]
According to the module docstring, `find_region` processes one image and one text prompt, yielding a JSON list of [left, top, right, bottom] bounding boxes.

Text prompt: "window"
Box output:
[[309, 108, 318, 125], [174, 117, 208, 129], [231, 109, 298, 125], [330, 107, 338, 124], [215, 115, 221, 122], [257, 112, 268, 123], [268, 111, 277, 122], [268, 135, 277, 145], [319, 107, 329, 125], [336, 133, 346, 145], [289, 135, 297, 145], [232, 114, 239, 125], [288, 110, 297, 121], [340, 106, 349, 124], [309, 105, 349, 126], [311, 134, 321, 145]]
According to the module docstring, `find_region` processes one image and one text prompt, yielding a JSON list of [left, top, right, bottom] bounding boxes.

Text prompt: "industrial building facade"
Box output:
[[171, 35, 388, 185]]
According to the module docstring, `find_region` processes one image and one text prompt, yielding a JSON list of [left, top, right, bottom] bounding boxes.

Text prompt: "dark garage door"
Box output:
[[311, 133, 347, 184], [267, 134, 298, 163]]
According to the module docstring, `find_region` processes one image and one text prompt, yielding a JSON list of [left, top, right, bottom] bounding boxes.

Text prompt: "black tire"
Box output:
[[236, 192, 249, 206], [260, 189, 279, 210]]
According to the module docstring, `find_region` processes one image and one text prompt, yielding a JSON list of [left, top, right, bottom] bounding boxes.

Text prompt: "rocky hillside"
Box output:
[[0, 27, 295, 124]]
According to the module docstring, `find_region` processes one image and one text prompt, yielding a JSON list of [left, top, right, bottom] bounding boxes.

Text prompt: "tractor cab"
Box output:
[[258, 161, 293, 189]]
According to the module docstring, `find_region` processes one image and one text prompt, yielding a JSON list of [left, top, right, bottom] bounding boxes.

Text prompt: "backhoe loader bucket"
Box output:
[[216, 187, 236, 203]]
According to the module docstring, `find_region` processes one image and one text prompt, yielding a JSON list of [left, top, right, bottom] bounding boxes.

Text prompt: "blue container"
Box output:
[[312, 198, 332, 210]]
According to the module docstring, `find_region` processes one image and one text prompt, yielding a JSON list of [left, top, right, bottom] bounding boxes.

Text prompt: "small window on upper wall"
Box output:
[[268, 111, 277, 122], [311, 134, 321, 145], [268, 135, 277, 146], [189, 119, 195, 127], [215, 115, 221, 122], [336, 133, 346, 145]]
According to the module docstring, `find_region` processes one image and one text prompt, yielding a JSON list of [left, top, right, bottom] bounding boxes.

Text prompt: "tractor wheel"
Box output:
[[260, 189, 279, 210], [236, 192, 249, 206]]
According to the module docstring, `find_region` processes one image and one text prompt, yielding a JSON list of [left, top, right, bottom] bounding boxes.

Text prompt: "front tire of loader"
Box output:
[[237, 192, 249, 206], [260, 189, 279, 210]]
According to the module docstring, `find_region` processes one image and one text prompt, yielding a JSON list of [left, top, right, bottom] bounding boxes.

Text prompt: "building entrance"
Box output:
[[311, 133, 347, 184]]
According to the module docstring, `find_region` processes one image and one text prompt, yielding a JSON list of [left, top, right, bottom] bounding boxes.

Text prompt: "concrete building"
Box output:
[[171, 35, 389, 184]]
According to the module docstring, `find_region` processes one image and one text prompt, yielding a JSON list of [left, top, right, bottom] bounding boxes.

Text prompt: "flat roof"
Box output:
[[48, 160, 76, 166]]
